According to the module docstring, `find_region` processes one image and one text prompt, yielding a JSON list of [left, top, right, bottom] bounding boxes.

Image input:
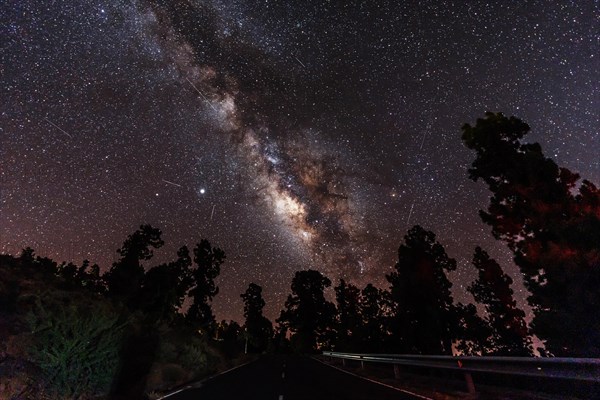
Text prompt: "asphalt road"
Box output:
[[164, 355, 425, 400]]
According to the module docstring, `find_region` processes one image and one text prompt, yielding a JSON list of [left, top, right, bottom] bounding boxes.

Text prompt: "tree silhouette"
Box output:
[[454, 302, 492, 355], [76, 260, 105, 292], [386, 225, 457, 354], [462, 112, 600, 356], [57, 261, 78, 283], [334, 279, 361, 351], [53, 260, 105, 293], [357, 283, 392, 352], [20, 247, 36, 264], [186, 239, 225, 333], [216, 320, 244, 358], [139, 246, 194, 322], [104, 224, 164, 307], [277, 270, 336, 353], [468, 247, 532, 355], [241, 283, 273, 353]]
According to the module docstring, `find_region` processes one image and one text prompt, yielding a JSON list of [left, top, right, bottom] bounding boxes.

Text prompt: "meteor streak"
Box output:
[[162, 179, 182, 187], [185, 77, 219, 112], [44, 118, 73, 139], [294, 57, 307, 68], [419, 131, 428, 150], [406, 202, 415, 225]]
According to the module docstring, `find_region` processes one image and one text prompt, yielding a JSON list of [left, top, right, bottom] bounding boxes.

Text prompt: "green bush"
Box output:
[[25, 297, 126, 398], [179, 343, 208, 372]]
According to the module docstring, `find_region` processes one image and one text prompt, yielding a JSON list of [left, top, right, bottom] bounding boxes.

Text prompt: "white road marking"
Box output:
[[282, 371, 286, 379], [158, 385, 196, 399], [278, 395, 284, 400], [157, 358, 259, 399]]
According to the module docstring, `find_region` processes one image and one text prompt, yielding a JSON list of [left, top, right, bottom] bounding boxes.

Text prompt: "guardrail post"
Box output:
[[457, 360, 476, 395], [393, 364, 401, 379], [342, 358, 346, 367], [464, 372, 476, 395]]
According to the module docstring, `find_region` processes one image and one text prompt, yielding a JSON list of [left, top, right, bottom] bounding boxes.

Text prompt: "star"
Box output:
[[1, 0, 597, 323]]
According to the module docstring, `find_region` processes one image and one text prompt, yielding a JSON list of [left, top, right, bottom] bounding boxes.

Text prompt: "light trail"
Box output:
[[44, 118, 73, 139], [185, 77, 219, 112], [162, 179, 182, 187]]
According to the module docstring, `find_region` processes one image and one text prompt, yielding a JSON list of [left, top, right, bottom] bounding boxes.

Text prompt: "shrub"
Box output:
[[25, 297, 126, 398], [179, 343, 208, 373]]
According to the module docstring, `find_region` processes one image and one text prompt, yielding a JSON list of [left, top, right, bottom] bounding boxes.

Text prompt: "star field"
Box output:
[[1, 0, 598, 322]]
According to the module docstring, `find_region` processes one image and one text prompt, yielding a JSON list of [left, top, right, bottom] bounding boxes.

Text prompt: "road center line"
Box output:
[[282, 371, 285, 379], [278, 395, 284, 400]]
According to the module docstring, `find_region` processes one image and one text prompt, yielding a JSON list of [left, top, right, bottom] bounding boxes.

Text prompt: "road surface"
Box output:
[[164, 355, 426, 400]]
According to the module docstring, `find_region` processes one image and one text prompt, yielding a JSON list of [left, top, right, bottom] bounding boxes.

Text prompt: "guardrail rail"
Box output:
[[322, 351, 600, 395]]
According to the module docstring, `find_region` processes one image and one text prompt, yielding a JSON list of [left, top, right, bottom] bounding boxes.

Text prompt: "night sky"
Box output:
[[2, 1, 598, 322]]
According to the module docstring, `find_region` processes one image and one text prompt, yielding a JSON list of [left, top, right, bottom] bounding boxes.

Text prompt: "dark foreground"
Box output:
[[163, 355, 423, 400]]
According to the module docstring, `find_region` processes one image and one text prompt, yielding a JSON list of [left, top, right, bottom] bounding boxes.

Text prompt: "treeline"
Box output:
[[273, 230, 531, 356], [280, 112, 600, 358], [1, 113, 598, 399], [0, 232, 232, 399]]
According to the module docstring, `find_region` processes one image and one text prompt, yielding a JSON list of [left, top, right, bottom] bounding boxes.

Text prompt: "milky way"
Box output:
[[140, 2, 373, 280], [2, 0, 598, 321]]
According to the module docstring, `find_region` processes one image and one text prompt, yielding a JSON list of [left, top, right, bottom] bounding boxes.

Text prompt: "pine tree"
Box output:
[[386, 225, 457, 354], [334, 279, 361, 351], [186, 239, 225, 334], [277, 270, 336, 353], [462, 112, 600, 356], [140, 246, 194, 322], [454, 302, 492, 355], [104, 224, 164, 307], [468, 247, 532, 355], [357, 284, 392, 352], [241, 283, 273, 353]]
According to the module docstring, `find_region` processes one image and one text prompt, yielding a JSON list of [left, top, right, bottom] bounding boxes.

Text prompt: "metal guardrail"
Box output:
[[322, 351, 600, 394], [323, 352, 600, 381]]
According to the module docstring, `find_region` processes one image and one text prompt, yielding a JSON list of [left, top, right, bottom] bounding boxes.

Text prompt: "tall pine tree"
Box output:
[[334, 279, 361, 351], [468, 247, 532, 355], [386, 225, 457, 354], [186, 239, 225, 334], [462, 112, 600, 356], [241, 283, 273, 353], [357, 284, 392, 352], [104, 224, 164, 308], [277, 270, 336, 353]]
